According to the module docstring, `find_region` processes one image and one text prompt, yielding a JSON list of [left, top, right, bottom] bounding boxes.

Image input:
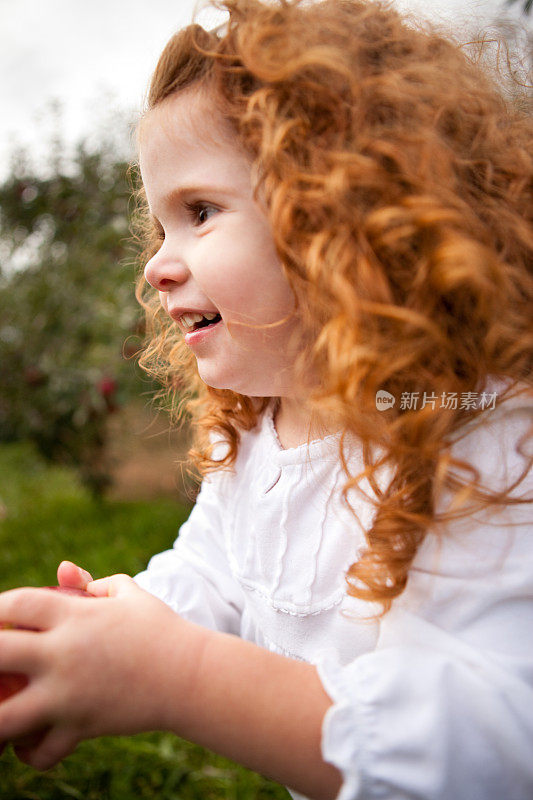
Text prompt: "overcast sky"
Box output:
[[0, 0, 528, 178]]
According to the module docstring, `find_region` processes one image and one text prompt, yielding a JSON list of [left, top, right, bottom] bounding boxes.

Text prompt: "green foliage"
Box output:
[[0, 135, 147, 497], [0, 441, 290, 800]]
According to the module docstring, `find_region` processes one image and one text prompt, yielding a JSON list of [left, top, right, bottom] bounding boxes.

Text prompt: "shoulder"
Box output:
[[446, 379, 532, 498], [411, 381, 533, 589]]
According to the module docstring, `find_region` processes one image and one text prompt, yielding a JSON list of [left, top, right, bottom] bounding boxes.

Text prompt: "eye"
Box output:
[[186, 202, 219, 226]]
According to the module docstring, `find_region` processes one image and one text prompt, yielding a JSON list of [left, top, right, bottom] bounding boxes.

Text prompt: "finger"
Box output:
[[10, 725, 50, 759], [86, 573, 137, 598], [0, 588, 64, 631], [0, 628, 45, 674], [14, 726, 77, 771], [0, 685, 49, 743], [57, 561, 93, 590]]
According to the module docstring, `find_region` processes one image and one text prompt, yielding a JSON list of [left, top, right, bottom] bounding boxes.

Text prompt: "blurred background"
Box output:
[[0, 1, 530, 798], [0, 1, 234, 504]]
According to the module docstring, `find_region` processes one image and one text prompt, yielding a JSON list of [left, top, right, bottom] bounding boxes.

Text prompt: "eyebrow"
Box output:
[[158, 184, 240, 212]]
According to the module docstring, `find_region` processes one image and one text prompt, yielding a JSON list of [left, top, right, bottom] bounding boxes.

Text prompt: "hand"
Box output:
[[0, 576, 208, 771]]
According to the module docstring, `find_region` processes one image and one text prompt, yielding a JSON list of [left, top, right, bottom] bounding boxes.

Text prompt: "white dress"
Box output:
[[134, 385, 533, 800]]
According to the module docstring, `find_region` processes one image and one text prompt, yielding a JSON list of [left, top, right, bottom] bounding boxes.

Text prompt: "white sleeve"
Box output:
[[134, 469, 245, 635], [316, 400, 533, 800]]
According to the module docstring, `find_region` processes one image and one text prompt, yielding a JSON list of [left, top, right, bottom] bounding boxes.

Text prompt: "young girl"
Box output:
[[0, 1, 532, 798]]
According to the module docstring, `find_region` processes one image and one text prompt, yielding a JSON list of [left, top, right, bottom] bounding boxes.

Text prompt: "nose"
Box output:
[[144, 244, 189, 292]]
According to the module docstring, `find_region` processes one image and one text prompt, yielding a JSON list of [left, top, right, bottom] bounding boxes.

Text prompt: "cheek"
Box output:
[[210, 267, 293, 323], [219, 240, 292, 316]]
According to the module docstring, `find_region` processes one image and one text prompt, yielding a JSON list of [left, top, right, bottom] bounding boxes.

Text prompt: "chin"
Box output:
[[198, 371, 262, 397], [196, 360, 290, 398], [196, 362, 239, 392]]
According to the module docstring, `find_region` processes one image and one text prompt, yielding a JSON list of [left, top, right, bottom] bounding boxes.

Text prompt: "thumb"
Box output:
[[86, 573, 138, 598], [57, 560, 93, 590]]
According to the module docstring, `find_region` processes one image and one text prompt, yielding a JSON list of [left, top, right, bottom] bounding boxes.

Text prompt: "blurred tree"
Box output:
[[0, 137, 146, 497]]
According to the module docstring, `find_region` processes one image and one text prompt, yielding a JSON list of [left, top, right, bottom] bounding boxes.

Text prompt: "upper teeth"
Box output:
[[179, 311, 218, 333]]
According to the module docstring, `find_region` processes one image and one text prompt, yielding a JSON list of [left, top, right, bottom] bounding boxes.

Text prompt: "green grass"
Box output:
[[0, 442, 189, 591], [0, 442, 290, 800]]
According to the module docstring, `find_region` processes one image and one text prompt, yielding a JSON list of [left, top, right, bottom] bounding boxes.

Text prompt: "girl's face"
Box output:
[[139, 88, 300, 398]]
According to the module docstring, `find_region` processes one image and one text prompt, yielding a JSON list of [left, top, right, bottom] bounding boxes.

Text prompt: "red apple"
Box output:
[[0, 585, 91, 702], [0, 670, 28, 703]]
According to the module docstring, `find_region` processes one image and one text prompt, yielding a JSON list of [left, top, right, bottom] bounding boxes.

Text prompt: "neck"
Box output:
[[273, 396, 337, 449]]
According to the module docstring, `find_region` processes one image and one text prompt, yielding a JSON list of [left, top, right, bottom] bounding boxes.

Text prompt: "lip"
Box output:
[[183, 318, 222, 347]]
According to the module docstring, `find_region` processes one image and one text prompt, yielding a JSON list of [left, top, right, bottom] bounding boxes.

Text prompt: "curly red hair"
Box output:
[[133, 0, 533, 615]]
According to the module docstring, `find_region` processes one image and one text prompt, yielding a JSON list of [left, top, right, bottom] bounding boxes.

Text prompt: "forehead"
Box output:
[[139, 87, 240, 164], [138, 87, 253, 201]]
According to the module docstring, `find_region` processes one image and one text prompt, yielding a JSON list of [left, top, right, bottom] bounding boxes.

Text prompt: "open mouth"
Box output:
[[180, 311, 222, 334]]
